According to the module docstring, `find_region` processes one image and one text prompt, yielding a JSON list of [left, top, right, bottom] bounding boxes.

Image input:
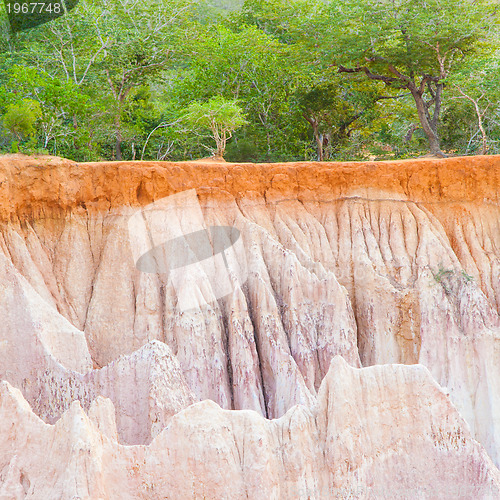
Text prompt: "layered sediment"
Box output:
[[0, 154, 499, 497]]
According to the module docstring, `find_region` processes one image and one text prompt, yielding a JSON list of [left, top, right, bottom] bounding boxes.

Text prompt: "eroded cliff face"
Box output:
[[0, 154, 499, 497]]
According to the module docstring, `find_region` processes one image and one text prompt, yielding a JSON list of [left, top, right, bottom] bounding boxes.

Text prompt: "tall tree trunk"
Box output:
[[216, 140, 225, 158], [455, 87, 488, 155], [115, 114, 122, 161], [409, 86, 445, 157], [477, 109, 488, 156], [471, 98, 489, 155], [322, 132, 331, 160], [303, 114, 324, 161], [338, 64, 448, 156], [72, 115, 80, 152], [316, 133, 324, 161], [214, 128, 228, 158]]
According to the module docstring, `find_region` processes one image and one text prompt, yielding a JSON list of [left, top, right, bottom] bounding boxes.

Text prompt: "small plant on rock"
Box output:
[[432, 265, 474, 295]]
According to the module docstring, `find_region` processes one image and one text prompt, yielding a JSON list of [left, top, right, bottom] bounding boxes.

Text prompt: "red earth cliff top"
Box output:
[[0, 154, 498, 219]]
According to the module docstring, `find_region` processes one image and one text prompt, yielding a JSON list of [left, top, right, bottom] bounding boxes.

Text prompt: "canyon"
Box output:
[[0, 154, 499, 498]]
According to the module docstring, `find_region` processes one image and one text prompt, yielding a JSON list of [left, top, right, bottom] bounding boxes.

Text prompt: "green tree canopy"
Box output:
[[183, 96, 247, 158], [445, 46, 500, 154], [311, 0, 498, 156], [3, 99, 42, 142], [1, 0, 499, 161]]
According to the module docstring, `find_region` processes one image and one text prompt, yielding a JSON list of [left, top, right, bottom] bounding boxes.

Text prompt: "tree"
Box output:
[[313, 0, 497, 156], [2, 0, 498, 161], [13, 0, 193, 160], [297, 75, 406, 160], [4, 65, 92, 149], [3, 99, 42, 143], [183, 96, 247, 158], [447, 50, 500, 155], [169, 24, 304, 160]]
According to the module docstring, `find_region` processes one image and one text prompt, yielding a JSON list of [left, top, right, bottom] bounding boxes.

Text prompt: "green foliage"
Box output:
[[309, 0, 498, 155], [166, 23, 309, 161], [183, 96, 247, 157], [3, 99, 42, 141], [442, 45, 500, 155], [432, 266, 454, 284], [461, 270, 474, 283], [432, 265, 474, 295], [296, 72, 408, 160], [0, 0, 499, 162], [323, 0, 494, 73], [184, 97, 247, 131]]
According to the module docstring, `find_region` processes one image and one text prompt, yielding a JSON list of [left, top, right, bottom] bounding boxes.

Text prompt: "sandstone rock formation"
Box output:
[[1, 359, 500, 498], [0, 154, 499, 497]]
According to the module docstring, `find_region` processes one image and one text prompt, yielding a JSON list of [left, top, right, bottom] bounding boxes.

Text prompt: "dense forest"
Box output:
[[0, 0, 499, 162]]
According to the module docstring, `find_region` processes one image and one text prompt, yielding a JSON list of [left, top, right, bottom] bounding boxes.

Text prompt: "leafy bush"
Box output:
[[2, 99, 41, 142]]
